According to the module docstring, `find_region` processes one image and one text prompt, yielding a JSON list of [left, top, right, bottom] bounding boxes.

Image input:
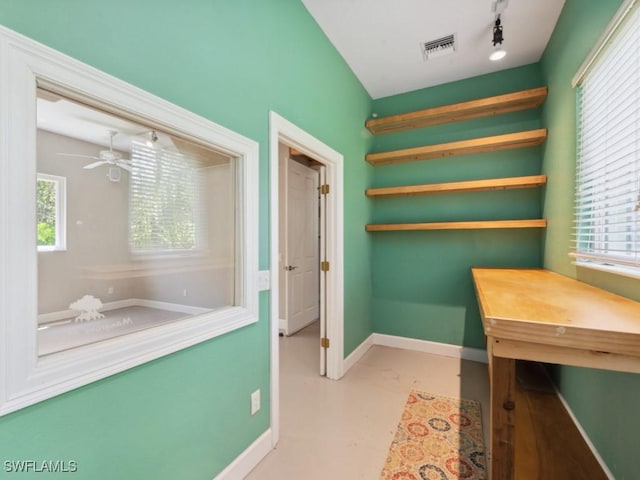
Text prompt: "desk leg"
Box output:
[[490, 352, 516, 480]]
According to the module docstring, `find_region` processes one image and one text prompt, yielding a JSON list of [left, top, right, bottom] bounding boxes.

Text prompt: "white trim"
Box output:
[[343, 333, 374, 374], [554, 389, 615, 479], [0, 25, 260, 416], [212, 429, 273, 480], [343, 332, 488, 376], [572, 0, 637, 87], [372, 333, 489, 364], [268, 111, 345, 447]]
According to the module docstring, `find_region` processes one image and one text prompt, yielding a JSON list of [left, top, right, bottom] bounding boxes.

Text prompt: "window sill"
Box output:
[[571, 261, 640, 281], [37, 246, 66, 253]]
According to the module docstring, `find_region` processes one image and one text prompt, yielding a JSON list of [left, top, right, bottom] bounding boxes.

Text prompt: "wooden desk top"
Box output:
[[472, 268, 640, 358]]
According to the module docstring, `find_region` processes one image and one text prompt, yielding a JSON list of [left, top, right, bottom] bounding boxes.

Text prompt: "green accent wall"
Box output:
[[370, 65, 544, 348], [540, 1, 640, 478], [0, 1, 372, 478]]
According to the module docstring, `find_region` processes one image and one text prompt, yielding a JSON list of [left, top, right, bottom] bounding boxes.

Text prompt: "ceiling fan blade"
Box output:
[[116, 161, 132, 172], [84, 160, 108, 169], [57, 153, 101, 160]]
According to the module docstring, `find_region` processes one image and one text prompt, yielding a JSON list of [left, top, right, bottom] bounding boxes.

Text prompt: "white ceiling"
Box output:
[[302, 0, 565, 99], [37, 92, 231, 164], [37, 95, 145, 152]]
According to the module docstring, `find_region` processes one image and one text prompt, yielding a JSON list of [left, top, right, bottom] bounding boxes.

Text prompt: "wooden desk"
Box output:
[[472, 268, 640, 480]]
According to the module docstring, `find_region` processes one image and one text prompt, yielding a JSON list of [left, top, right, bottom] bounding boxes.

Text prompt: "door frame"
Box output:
[[268, 111, 344, 446]]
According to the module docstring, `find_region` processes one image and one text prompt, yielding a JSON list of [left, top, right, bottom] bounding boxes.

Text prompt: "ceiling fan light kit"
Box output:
[[107, 166, 121, 183]]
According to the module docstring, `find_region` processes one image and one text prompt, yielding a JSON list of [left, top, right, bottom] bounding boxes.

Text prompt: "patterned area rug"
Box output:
[[380, 390, 486, 480]]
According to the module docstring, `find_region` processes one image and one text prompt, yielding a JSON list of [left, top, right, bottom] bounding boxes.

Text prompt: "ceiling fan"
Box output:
[[58, 130, 132, 172]]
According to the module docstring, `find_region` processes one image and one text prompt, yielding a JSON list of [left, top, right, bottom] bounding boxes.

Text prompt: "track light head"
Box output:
[[492, 16, 504, 46], [490, 15, 506, 61]]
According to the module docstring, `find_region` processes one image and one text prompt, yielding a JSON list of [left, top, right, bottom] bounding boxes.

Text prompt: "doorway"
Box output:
[[269, 112, 344, 446]]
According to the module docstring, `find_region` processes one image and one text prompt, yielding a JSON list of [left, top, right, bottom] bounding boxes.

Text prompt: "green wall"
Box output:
[[370, 65, 544, 348], [0, 1, 373, 478], [540, 1, 640, 478]]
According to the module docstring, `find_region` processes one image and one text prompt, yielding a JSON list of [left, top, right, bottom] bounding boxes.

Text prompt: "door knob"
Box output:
[[284, 265, 298, 271]]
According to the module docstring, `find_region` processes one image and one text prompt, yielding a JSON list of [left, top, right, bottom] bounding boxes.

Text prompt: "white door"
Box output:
[[285, 158, 320, 335]]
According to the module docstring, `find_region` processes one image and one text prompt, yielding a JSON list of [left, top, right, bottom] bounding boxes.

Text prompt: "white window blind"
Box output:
[[129, 140, 204, 253], [574, 3, 640, 272]]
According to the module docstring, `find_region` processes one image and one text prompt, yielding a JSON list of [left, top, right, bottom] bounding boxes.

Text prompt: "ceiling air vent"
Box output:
[[421, 34, 456, 61]]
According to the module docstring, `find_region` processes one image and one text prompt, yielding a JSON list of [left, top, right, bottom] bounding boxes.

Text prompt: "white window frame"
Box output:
[[0, 26, 259, 416], [36, 173, 67, 252], [572, 0, 640, 279]]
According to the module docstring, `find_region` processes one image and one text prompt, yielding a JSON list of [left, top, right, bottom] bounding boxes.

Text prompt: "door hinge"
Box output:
[[321, 337, 330, 349], [320, 184, 330, 195], [320, 261, 330, 272]]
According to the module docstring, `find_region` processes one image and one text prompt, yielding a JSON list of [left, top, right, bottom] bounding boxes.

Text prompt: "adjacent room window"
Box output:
[[574, 2, 640, 275], [129, 140, 204, 254], [36, 173, 66, 251]]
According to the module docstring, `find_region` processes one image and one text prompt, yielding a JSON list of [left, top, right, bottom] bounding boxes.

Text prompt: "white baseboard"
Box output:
[[212, 429, 273, 480], [371, 333, 488, 364], [554, 390, 615, 479], [343, 333, 374, 374], [342, 332, 488, 376]]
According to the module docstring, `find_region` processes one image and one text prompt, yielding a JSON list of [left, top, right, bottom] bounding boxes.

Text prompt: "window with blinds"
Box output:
[[129, 140, 204, 253], [574, 2, 640, 274]]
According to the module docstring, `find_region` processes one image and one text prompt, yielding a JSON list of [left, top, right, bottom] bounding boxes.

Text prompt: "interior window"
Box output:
[[36, 88, 237, 357], [0, 28, 258, 416]]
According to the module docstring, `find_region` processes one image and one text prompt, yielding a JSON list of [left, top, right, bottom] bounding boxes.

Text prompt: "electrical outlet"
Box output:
[[250, 389, 260, 416], [182, 289, 188, 297], [107, 287, 114, 294]]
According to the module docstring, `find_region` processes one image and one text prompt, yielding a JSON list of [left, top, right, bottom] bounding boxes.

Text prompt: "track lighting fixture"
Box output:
[[490, 16, 506, 61]]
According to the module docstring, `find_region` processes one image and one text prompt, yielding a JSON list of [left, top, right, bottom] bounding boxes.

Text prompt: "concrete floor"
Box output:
[[246, 322, 490, 480]]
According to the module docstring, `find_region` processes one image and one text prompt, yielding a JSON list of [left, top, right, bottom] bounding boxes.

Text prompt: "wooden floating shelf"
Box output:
[[365, 128, 547, 166], [366, 87, 548, 135], [365, 219, 547, 232], [366, 174, 547, 198]]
